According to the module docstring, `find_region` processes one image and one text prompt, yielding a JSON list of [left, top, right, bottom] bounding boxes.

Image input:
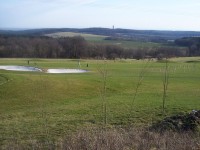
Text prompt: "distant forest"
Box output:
[[175, 37, 200, 56], [0, 27, 200, 59], [1, 28, 200, 41], [0, 35, 194, 59]]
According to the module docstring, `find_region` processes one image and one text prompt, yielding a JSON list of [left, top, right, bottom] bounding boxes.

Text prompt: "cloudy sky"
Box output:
[[0, 0, 200, 31]]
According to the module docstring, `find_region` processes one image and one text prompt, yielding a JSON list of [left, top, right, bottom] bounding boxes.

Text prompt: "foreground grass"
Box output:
[[3, 127, 200, 150], [0, 58, 200, 148]]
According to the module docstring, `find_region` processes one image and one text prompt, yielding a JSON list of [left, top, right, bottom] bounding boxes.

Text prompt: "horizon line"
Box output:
[[0, 27, 200, 32]]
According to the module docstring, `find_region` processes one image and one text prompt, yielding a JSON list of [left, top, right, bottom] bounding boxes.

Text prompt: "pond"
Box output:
[[0, 65, 42, 72], [0, 65, 88, 74], [46, 69, 87, 74]]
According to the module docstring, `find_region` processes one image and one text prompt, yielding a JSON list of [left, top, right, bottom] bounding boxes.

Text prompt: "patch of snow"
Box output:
[[46, 69, 87, 74], [0, 65, 42, 72], [0, 65, 88, 74]]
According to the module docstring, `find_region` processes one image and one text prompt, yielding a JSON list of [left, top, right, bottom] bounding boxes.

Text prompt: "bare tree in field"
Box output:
[[97, 60, 108, 126], [162, 58, 169, 114]]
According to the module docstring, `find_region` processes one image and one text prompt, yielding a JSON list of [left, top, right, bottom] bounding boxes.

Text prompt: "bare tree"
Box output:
[[162, 58, 169, 114]]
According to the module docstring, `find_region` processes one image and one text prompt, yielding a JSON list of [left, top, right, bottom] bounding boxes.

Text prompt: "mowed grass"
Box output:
[[0, 58, 200, 146]]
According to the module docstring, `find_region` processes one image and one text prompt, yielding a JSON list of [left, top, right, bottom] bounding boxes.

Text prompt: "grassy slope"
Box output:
[[45, 32, 107, 41], [45, 32, 162, 49], [93, 40, 161, 49], [0, 58, 200, 146]]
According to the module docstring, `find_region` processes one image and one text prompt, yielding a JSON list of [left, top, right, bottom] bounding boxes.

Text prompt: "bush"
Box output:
[[151, 110, 200, 132]]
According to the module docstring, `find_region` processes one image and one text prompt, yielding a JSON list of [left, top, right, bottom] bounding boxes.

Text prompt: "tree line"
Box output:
[[175, 37, 200, 56], [0, 35, 188, 59]]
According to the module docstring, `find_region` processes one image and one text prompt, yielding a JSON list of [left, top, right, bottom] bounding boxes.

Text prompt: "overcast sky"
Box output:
[[1, 0, 200, 31]]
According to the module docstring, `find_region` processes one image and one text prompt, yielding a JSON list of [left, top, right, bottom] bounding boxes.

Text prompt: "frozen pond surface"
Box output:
[[47, 69, 87, 74], [0, 65, 87, 74], [0, 65, 42, 72]]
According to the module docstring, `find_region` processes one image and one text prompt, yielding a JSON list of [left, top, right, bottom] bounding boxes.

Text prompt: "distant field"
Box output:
[[45, 32, 107, 41], [0, 57, 200, 147], [97, 39, 162, 49], [45, 32, 163, 49]]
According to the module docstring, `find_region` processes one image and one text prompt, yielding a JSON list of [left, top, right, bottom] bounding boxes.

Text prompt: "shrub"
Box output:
[[151, 110, 200, 132]]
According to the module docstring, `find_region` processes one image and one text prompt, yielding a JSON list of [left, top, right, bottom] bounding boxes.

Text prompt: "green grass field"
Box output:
[[45, 32, 107, 42], [45, 32, 162, 49], [0, 57, 200, 147]]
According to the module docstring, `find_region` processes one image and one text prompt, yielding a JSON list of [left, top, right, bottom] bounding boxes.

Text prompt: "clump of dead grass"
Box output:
[[60, 127, 200, 150], [2, 127, 200, 150]]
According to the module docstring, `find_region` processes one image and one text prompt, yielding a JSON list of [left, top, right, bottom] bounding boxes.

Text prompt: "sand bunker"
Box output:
[[0, 65, 87, 74], [0, 65, 42, 72], [46, 69, 87, 74]]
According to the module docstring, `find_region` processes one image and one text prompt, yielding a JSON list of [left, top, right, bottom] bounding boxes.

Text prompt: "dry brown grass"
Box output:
[[60, 127, 200, 150], [2, 127, 200, 150]]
